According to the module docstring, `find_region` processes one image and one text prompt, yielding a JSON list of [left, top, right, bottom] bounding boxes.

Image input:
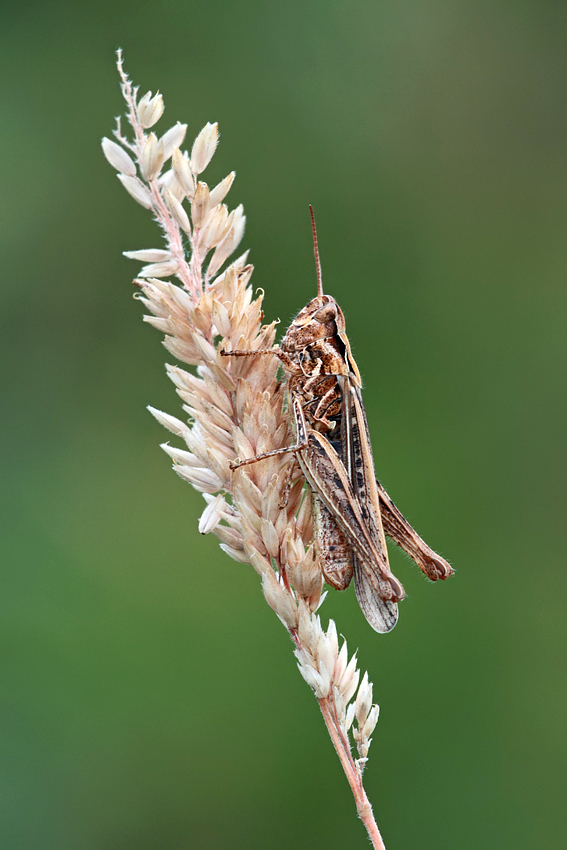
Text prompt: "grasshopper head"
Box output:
[[282, 295, 346, 351], [281, 294, 362, 386]]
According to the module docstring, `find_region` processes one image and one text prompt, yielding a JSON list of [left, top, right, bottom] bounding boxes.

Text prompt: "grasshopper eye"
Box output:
[[313, 304, 337, 324]]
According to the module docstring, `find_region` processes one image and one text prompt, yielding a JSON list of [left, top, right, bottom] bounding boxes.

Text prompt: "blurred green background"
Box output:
[[2, 0, 566, 847]]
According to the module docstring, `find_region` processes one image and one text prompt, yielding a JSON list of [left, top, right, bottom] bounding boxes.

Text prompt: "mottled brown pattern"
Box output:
[[226, 287, 453, 633]]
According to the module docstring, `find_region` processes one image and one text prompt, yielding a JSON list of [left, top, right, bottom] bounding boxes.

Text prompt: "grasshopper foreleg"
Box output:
[[230, 397, 309, 471], [230, 439, 309, 471], [220, 346, 299, 373]]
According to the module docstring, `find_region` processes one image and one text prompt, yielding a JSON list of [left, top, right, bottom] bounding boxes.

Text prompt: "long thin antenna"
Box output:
[[309, 204, 324, 297]]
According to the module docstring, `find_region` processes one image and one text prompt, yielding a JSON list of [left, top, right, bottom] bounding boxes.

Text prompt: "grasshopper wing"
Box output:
[[299, 422, 402, 633], [352, 552, 398, 633], [341, 379, 404, 632]]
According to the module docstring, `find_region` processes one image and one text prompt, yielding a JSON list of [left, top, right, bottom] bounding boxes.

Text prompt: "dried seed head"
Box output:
[[325, 619, 339, 661], [260, 518, 280, 560], [117, 174, 153, 209], [201, 204, 230, 250], [191, 122, 219, 174], [172, 148, 195, 199], [353, 701, 380, 763], [307, 580, 324, 613], [137, 91, 164, 128], [338, 653, 360, 706], [262, 570, 298, 630], [219, 543, 250, 564], [160, 443, 204, 468], [297, 663, 328, 698], [213, 525, 245, 553], [161, 122, 188, 161], [199, 493, 226, 534], [362, 704, 380, 740], [345, 703, 356, 732], [191, 331, 217, 362], [147, 406, 190, 439], [109, 59, 385, 786], [248, 549, 271, 575], [354, 672, 373, 728], [232, 204, 246, 241], [209, 172, 235, 206], [158, 168, 187, 203], [294, 613, 340, 699], [174, 462, 223, 493], [138, 260, 179, 279], [164, 190, 191, 233], [287, 543, 322, 599], [207, 206, 246, 276], [102, 137, 137, 176], [124, 249, 172, 263], [141, 133, 165, 181], [211, 298, 232, 338], [157, 168, 173, 188], [316, 640, 337, 691], [191, 182, 211, 228], [281, 529, 305, 571], [167, 176, 187, 203], [296, 492, 313, 540], [334, 640, 349, 683]]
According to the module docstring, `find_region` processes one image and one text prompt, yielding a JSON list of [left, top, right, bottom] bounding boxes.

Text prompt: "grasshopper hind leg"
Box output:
[[376, 479, 454, 581]]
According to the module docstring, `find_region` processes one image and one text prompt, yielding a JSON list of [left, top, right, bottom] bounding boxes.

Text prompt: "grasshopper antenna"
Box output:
[[309, 204, 324, 297]]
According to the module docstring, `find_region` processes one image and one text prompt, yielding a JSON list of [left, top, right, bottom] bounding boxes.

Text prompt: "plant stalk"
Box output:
[[319, 698, 386, 850]]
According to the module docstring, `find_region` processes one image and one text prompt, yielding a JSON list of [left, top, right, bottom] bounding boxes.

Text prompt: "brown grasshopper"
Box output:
[[222, 208, 453, 632]]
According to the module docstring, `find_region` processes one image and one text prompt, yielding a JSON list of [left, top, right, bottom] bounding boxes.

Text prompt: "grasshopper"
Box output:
[[222, 208, 453, 632]]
